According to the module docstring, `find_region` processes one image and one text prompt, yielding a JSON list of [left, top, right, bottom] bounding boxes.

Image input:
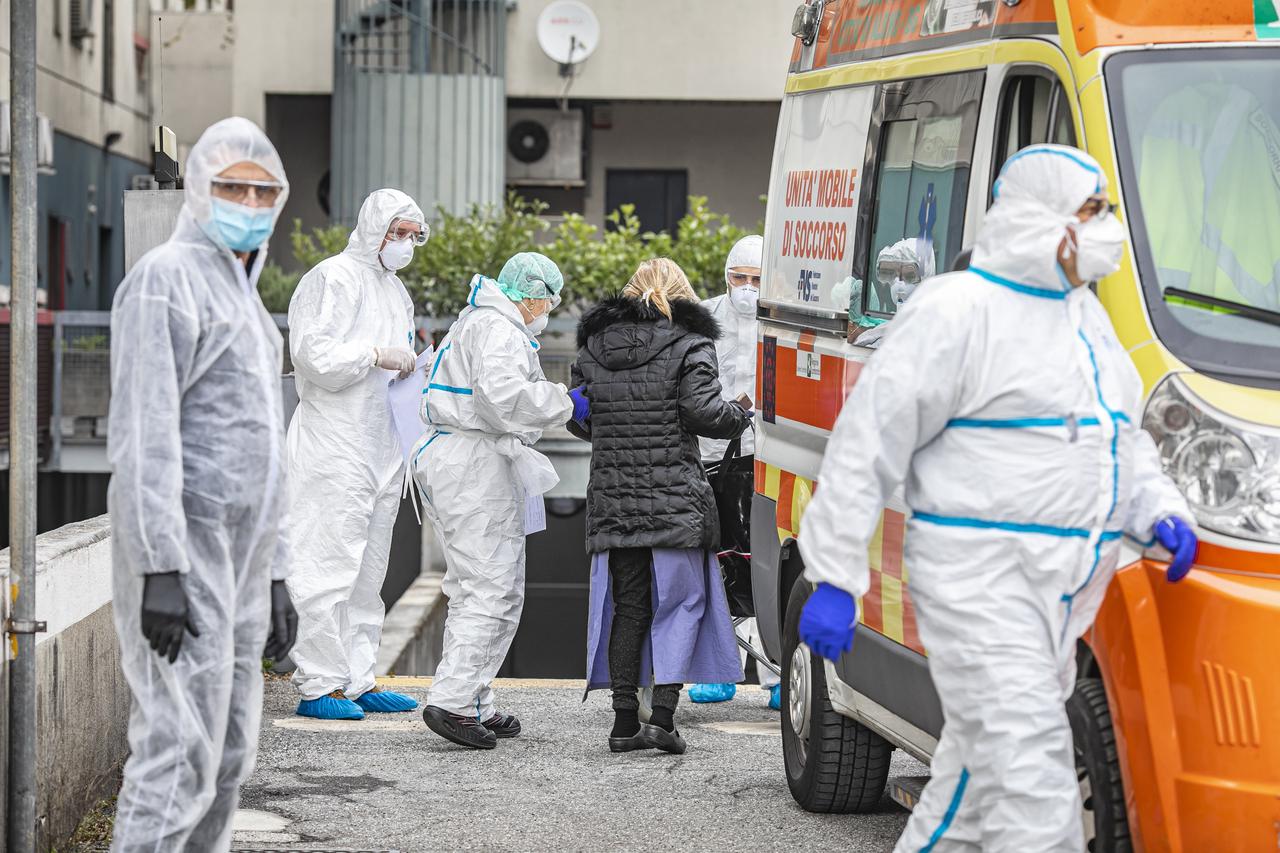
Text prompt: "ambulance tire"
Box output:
[[781, 574, 892, 813], [1067, 677, 1132, 853]]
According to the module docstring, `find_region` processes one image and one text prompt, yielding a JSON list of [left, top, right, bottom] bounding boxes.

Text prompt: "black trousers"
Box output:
[[609, 547, 682, 713]]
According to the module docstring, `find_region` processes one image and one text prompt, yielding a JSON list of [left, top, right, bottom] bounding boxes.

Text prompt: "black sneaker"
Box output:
[[638, 723, 687, 755], [608, 732, 651, 753], [482, 711, 521, 739], [422, 705, 498, 750]]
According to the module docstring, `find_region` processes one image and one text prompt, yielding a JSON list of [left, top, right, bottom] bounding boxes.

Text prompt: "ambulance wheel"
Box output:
[[781, 573, 891, 813], [1068, 678, 1132, 853]]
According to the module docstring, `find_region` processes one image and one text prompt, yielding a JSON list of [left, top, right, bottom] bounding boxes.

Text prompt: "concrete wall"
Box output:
[[147, 9, 235, 149], [584, 100, 776, 230], [0, 515, 129, 852], [505, 0, 796, 102], [230, 0, 335, 128]]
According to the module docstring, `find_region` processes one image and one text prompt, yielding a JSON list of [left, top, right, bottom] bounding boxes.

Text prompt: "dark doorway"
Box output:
[[265, 94, 333, 271], [47, 216, 68, 310], [605, 169, 688, 235], [98, 225, 115, 309]]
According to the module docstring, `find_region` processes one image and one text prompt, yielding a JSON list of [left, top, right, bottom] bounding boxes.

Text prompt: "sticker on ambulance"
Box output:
[[763, 85, 874, 312], [796, 350, 821, 381]]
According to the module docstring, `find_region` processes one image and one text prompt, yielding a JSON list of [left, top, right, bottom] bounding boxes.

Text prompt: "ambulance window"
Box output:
[[994, 75, 1054, 176], [865, 116, 960, 316], [1049, 87, 1077, 147]]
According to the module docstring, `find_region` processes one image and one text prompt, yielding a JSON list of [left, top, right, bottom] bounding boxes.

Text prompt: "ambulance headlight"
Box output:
[[1143, 376, 1280, 544]]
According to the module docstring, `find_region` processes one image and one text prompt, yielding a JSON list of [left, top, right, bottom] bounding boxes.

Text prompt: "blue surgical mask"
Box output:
[[206, 197, 275, 252]]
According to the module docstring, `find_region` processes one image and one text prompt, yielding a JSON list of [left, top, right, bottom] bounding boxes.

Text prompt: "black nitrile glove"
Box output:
[[140, 571, 200, 664], [263, 580, 298, 661]]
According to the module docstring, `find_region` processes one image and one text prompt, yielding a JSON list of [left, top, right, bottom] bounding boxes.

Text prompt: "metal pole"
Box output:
[[7, 1, 40, 851]]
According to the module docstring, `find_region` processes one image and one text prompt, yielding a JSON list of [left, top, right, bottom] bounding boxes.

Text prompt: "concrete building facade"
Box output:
[[155, 0, 795, 269], [0, 0, 157, 310]]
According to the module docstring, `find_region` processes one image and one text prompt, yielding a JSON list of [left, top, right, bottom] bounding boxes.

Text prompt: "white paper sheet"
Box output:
[[388, 347, 434, 464], [524, 494, 547, 535]]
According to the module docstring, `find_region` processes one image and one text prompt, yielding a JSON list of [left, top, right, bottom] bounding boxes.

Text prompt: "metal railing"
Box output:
[[37, 311, 581, 469], [331, 0, 506, 225]]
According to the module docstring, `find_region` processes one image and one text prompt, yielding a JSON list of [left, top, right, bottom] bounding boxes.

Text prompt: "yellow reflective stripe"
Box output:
[[881, 574, 905, 645]]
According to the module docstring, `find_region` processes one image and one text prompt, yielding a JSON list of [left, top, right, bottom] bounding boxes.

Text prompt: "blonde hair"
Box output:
[[622, 258, 697, 319]]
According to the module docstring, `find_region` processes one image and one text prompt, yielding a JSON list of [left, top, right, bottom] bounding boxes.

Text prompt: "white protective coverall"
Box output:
[[107, 117, 291, 851], [700, 235, 777, 689], [700, 234, 763, 461], [799, 145, 1191, 852], [412, 276, 572, 719], [285, 189, 422, 701]]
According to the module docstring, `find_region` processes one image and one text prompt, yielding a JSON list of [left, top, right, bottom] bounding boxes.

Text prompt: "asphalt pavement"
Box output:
[[234, 676, 922, 852]]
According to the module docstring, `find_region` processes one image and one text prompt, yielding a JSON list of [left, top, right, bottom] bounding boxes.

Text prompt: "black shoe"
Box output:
[[422, 705, 497, 750], [608, 731, 652, 753], [638, 723, 687, 755], [482, 711, 521, 739]]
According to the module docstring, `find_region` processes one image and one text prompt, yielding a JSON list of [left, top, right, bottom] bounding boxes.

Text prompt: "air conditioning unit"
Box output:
[[506, 108, 583, 186], [0, 102, 57, 175], [69, 0, 94, 43]]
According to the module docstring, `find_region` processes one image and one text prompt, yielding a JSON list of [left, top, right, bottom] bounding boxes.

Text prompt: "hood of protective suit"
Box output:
[[577, 295, 720, 370], [180, 117, 290, 249], [725, 234, 764, 285], [343, 188, 426, 269], [458, 274, 534, 333], [971, 144, 1106, 291], [878, 237, 936, 279]]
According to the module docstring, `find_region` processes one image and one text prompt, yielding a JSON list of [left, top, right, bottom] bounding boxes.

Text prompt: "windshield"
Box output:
[[1107, 48, 1280, 388]]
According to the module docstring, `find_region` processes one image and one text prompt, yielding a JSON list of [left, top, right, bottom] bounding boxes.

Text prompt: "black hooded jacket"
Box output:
[[571, 295, 750, 553]]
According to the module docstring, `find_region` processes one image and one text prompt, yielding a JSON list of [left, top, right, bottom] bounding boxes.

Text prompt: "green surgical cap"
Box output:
[[496, 252, 563, 302]]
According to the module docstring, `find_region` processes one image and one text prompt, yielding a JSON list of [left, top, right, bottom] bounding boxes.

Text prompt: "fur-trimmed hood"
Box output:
[[576, 295, 721, 370]]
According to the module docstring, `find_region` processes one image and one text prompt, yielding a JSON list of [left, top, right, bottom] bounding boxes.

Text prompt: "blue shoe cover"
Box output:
[[768, 683, 782, 711], [297, 695, 364, 721], [354, 689, 418, 713], [689, 682, 737, 703]]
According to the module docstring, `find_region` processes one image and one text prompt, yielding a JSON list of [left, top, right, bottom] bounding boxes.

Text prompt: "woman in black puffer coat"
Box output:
[[569, 258, 750, 755]]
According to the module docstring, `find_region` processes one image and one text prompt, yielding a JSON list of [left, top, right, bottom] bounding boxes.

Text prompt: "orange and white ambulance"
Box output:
[[750, 1, 1280, 849]]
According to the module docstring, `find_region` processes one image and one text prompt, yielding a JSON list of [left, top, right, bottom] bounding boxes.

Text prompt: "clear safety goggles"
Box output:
[[728, 271, 762, 288], [876, 262, 921, 285], [385, 219, 430, 246], [1079, 196, 1115, 221], [527, 291, 562, 313], [210, 177, 285, 206]]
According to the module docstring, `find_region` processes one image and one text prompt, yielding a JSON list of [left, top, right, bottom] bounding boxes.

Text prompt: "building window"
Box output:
[[605, 170, 688, 236], [102, 0, 115, 103], [134, 34, 149, 96]]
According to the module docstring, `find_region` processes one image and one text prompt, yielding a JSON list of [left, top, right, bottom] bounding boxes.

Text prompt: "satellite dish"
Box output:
[[537, 1, 600, 67]]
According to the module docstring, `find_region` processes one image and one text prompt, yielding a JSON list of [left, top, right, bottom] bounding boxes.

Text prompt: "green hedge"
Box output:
[[258, 193, 761, 315]]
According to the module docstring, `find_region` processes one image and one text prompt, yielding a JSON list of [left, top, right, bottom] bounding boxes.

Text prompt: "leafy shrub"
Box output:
[[257, 193, 758, 317]]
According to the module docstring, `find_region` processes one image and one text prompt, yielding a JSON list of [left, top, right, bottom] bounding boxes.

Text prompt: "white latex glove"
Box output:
[[373, 346, 416, 379]]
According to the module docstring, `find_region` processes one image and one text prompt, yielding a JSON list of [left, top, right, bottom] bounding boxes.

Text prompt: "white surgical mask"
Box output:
[[890, 278, 916, 308], [379, 237, 415, 271], [729, 285, 759, 316], [526, 312, 549, 336], [1065, 216, 1125, 283]]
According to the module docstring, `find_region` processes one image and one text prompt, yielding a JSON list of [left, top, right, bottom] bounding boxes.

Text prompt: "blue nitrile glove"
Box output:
[[799, 582, 857, 662], [1154, 516, 1198, 582], [568, 385, 590, 424]]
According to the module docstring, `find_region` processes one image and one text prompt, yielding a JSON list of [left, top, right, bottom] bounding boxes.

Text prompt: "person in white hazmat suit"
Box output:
[[286, 189, 429, 720], [107, 117, 298, 852], [413, 252, 577, 750], [797, 145, 1200, 852], [688, 235, 783, 709]]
